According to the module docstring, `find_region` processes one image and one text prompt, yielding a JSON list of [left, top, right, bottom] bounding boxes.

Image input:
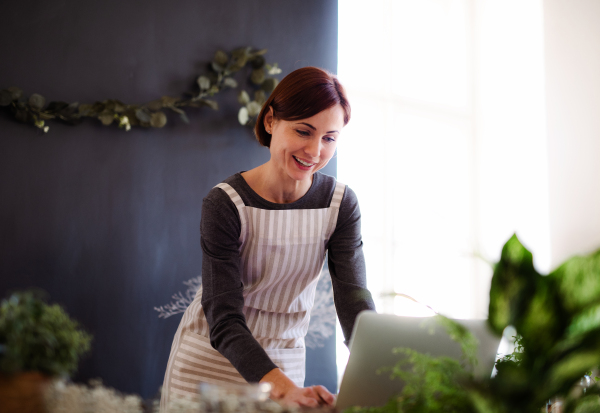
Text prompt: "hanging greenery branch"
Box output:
[[0, 47, 282, 133]]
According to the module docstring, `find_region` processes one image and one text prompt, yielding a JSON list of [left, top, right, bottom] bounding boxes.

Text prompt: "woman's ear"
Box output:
[[263, 106, 274, 134]]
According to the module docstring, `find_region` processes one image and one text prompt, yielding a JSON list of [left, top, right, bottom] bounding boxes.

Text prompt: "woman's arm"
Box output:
[[200, 193, 277, 382], [327, 186, 377, 345]]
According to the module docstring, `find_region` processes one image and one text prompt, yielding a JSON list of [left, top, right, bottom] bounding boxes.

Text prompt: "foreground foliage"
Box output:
[[0, 291, 92, 376], [348, 235, 600, 413]]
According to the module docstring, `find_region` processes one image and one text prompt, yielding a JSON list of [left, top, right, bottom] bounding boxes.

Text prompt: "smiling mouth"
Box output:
[[293, 156, 316, 168]]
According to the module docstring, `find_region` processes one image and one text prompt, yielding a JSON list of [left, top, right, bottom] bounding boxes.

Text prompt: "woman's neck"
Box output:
[[241, 163, 313, 204]]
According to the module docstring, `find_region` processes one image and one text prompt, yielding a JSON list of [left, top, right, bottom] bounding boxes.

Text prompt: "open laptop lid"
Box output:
[[335, 311, 501, 412]]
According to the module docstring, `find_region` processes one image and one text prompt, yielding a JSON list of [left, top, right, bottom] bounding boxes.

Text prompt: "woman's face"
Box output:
[[265, 104, 345, 184]]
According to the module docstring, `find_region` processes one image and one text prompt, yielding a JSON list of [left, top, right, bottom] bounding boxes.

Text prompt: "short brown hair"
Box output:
[[254, 67, 351, 147]]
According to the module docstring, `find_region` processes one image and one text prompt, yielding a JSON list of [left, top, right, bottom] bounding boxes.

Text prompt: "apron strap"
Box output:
[[215, 183, 247, 239], [330, 181, 346, 209]]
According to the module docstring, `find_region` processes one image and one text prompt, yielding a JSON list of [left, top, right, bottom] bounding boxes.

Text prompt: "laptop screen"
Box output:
[[335, 312, 501, 412]]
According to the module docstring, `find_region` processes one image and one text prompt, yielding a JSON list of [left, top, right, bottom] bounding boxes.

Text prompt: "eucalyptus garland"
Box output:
[[0, 47, 281, 133]]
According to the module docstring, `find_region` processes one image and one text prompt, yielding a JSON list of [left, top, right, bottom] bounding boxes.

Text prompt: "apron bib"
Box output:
[[161, 181, 345, 407]]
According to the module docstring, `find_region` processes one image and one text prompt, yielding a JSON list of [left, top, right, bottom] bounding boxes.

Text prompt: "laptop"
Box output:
[[335, 311, 502, 412]]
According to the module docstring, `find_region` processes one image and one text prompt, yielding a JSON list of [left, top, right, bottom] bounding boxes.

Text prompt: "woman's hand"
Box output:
[[260, 368, 336, 407]]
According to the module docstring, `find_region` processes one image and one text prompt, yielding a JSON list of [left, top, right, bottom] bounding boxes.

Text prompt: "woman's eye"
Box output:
[[296, 130, 310, 136], [323, 136, 336, 143]]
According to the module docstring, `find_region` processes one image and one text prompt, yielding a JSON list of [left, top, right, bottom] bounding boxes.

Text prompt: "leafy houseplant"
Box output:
[[0, 291, 92, 412], [347, 235, 600, 413]]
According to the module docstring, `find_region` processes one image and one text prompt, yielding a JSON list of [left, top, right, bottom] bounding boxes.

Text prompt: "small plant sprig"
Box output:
[[0, 47, 281, 133]]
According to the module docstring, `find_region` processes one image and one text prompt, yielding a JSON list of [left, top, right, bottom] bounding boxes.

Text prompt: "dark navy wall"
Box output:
[[0, 0, 338, 398]]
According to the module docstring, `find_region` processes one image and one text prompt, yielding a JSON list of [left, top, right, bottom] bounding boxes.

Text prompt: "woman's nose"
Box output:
[[304, 138, 321, 158]]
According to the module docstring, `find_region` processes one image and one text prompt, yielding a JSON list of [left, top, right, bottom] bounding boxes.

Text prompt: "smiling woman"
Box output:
[[160, 67, 375, 412]]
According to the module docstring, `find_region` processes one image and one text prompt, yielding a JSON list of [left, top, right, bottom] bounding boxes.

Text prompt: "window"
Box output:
[[337, 0, 549, 382]]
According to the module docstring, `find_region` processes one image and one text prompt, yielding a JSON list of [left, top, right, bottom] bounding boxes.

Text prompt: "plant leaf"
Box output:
[[160, 96, 179, 107], [199, 99, 218, 110], [254, 90, 266, 105], [38, 112, 55, 121], [197, 76, 211, 91], [98, 112, 114, 126], [150, 111, 167, 128], [223, 77, 238, 88], [238, 90, 250, 105], [15, 109, 30, 123], [238, 107, 249, 125], [214, 50, 228, 66], [250, 55, 266, 69], [247, 101, 262, 117], [78, 104, 94, 116], [179, 112, 190, 124], [7, 87, 23, 100], [28, 94, 45, 110], [261, 78, 279, 93], [211, 62, 225, 73], [146, 99, 163, 112], [135, 108, 152, 123], [251, 69, 265, 85]]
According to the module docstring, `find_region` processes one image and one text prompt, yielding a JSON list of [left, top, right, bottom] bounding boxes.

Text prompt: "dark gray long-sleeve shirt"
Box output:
[[200, 172, 375, 383]]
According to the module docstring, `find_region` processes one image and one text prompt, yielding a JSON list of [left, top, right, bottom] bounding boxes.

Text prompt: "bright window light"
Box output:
[[336, 0, 548, 387]]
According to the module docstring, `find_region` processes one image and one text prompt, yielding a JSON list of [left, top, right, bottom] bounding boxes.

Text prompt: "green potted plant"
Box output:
[[0, 290, 92, 413], [346, 235, 600, 413]]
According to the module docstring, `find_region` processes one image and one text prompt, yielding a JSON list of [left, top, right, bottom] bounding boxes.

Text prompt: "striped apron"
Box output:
[[161, 180, 346, 409]]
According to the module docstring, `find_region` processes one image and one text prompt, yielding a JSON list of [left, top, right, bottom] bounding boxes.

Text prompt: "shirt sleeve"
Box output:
[[327, 186, 377, 346], [200, 190, 277, 382]]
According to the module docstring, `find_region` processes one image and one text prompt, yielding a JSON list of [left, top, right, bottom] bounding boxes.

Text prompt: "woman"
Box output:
[[161, 67, 375, 409]]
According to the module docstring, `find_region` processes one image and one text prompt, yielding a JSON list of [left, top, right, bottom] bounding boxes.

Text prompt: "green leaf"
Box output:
[[38, 112, 55, 121], [160, 96, 179, 107], [179, 112, 190, 124], [551, 249, 600, 314], [246, 101, 262, 117], [250, 69, 265, 85], [207, 85, 219, 96], [487, 234, 539, 335], [211, 62, 225, 73], [250, 55, 266, 69], [251, 48, 268, 56], [545, 351, 600, 394], [266, 63, 283, 75], [7, 87, 23, 100], [238, 90, 250, 105], [146, 99, 163, 112], [0, 90, 13, 106], [229, 52, 249, 72], [199, 99, 218, 110], [197, 76, 211, 91], [98, 112, 114, 126], [47, 101, 69, 113], [238, 107, 249, 125], [231, 47, 250, 60], [135, 108, 152, 123], [214, 50, 229, 66], [223, 77, 238, 88], [150, 111, 167, 128], [567, 303, 600, 338], [113, 100, 126, 113], [15, 109, 30, 123], [254, 90, 266, 105], [78, 104, 94, 116], [261, 78, 279, 93]]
